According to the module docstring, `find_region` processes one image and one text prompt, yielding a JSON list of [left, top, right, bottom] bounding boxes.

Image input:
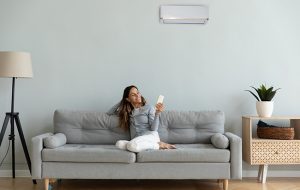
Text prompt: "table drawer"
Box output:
[[251, 140, 300, 164]]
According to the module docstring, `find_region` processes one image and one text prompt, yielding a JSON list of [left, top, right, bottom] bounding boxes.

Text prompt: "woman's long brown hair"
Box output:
[[118, 85, 146, 130]]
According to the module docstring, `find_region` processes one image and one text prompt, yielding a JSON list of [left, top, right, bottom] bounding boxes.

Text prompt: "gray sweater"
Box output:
[[107, 102, 160, 137]]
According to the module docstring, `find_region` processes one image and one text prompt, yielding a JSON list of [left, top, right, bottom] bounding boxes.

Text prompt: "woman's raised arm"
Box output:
[[106, 102, 121, 115]]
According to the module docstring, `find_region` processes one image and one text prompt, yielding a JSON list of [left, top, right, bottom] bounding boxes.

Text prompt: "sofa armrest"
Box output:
[[224, 132, 242, 179], [31, 133, 53, 179]]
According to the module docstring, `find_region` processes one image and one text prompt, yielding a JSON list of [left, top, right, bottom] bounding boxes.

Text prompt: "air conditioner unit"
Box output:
[[160, 5, 209, 24]]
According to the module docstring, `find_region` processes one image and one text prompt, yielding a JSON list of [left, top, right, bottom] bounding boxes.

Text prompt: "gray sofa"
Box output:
[[31, 110, 242, 190]]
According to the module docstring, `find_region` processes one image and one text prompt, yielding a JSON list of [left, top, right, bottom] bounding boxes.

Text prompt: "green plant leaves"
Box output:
[[246, 84, 280, 101], [245, 90, 260, 101]]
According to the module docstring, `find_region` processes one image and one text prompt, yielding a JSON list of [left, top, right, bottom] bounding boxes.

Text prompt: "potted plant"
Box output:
[[246, 84, 280, 117]]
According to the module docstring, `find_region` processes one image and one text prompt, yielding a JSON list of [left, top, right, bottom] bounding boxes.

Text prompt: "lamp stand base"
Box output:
[[0, 112, 36, 184]]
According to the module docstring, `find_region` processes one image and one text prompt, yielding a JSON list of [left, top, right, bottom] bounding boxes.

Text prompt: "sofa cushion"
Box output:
[[54, 110, 130, 144], [43, 133, 67, 149], [137, 144, 230, 163], [211, 133, 229, 149], [53, 110, 224, 145], [42, 144, 136, 163], [158, 111, 225, 144]]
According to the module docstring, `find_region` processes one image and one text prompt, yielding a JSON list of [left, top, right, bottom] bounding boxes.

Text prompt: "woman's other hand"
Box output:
[[155, 103, 164, 115], [158, 142, 176, 149]]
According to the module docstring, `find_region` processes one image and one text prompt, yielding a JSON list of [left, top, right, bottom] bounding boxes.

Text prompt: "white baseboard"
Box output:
[[243, 170, 300, 178], [1, 169, 300, 178], [0, 170, 31, 177]]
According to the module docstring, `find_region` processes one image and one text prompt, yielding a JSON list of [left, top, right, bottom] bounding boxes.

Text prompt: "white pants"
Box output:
[[116, 131, 160, 153]]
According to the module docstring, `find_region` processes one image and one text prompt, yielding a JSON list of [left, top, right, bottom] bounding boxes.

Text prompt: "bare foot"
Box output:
[[158, 142, 176, 149]]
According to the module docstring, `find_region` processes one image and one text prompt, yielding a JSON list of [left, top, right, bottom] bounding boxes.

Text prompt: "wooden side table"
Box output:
[[242, 116, 300, 183]]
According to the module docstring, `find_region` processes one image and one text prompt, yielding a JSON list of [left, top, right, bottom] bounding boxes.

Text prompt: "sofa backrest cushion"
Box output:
[[53, 110, 225, 144], [54, 110, 130, 144], [158, 111, 225, 144]]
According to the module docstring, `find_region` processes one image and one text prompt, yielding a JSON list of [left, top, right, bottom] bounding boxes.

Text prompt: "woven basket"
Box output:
[[257, 126, 295, 140]]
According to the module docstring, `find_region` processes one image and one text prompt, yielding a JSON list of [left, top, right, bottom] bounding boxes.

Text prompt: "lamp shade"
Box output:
[[0, 51, 33, 78]]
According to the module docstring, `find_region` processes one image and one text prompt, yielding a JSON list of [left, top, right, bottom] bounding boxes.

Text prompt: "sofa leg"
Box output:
[[49, 178, 57, 184], [223, 179, 228, 190], [44, 178, 49, 190]]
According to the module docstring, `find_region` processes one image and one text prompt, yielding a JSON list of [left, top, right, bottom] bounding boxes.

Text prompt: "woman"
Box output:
[[107, 85, 176, 152]]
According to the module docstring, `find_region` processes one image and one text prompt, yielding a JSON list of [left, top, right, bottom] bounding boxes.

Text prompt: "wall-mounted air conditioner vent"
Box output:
[[160, 5, 209, 24]]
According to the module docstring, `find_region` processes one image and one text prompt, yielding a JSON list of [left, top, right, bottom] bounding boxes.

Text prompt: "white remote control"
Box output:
[[157, 95, 164, 104]]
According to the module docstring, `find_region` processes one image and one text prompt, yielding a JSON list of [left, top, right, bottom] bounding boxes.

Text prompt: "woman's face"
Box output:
[[126, 87, 142, 104]]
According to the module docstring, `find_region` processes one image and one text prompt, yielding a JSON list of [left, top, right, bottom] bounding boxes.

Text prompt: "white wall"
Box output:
[[0, 0, 300, 176]]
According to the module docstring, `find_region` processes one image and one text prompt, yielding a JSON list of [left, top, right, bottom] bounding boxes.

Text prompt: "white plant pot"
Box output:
[[256, 101, 274, 117]]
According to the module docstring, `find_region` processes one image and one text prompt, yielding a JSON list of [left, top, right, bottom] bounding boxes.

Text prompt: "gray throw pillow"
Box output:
[[44, 133, 67, 149], [211, 133, 229, 149]]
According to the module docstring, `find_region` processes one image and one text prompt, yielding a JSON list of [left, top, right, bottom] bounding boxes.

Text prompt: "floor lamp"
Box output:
[[0, 51, 36, 184]]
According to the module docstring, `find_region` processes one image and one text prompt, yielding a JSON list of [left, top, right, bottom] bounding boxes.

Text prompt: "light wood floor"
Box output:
[[0, 177, 300, 190]]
